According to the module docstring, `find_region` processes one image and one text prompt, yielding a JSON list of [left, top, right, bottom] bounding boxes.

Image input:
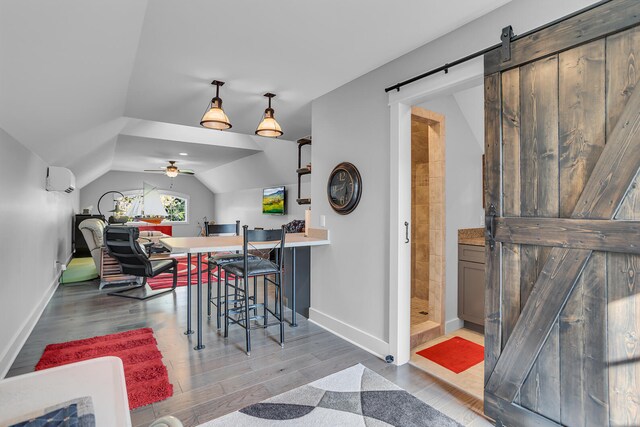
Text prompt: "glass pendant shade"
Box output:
[[166, 165, 179, 178], [255, 93, 283, 138], [200, 97, 232, 130], [256, 108, 283, 137]]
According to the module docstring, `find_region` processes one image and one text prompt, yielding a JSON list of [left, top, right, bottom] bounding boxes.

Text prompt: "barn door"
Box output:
[[483, 1, 640, 425]]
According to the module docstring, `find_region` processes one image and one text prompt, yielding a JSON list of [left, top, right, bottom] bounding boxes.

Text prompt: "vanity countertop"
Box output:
[[458, 228, 485, 246]]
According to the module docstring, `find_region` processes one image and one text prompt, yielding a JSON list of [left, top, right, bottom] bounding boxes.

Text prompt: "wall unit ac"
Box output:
[[46, 166, 76, 193]]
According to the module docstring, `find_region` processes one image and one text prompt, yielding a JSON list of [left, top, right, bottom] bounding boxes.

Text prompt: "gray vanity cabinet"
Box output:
[[458, 244, 485, 327]]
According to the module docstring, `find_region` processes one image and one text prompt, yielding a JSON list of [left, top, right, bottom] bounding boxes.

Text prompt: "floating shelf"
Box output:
[[296, 198, 311, 205]]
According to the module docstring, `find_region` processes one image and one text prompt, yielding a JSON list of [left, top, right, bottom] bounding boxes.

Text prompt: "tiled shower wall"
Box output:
[[411, 113, 445, 325], [411, 116, 430, 302]]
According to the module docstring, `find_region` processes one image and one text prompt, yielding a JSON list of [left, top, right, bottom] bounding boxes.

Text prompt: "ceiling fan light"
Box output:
[[200, 97, 232, 130], [166, 165, 179, 178]]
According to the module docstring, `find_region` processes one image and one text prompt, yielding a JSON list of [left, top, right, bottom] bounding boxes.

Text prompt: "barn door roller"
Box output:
[[501, 25, 514, 62]]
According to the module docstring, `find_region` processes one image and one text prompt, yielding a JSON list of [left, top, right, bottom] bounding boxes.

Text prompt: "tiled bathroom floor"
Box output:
[[410, 297, 430, 327]]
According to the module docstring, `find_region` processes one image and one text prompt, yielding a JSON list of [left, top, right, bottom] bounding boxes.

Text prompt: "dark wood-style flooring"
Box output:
[[8, 282, 490, 427]]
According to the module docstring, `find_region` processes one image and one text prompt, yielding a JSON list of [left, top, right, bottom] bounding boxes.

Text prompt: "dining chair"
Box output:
[[220, 225, 286, 355]]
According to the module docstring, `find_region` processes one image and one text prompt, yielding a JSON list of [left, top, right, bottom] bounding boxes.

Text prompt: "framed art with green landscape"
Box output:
[[262, 186, 286, 215]]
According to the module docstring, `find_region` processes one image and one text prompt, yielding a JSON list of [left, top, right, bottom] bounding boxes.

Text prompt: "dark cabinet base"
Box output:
[[283, 246, 310, 318]]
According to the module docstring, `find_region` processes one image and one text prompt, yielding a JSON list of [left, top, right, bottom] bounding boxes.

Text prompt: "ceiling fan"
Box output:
[[144, 160, 195, 178]]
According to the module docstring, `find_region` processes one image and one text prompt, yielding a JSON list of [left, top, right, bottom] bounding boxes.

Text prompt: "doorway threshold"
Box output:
[[410, 328, 484, 400], [410, 320, 440, 350]]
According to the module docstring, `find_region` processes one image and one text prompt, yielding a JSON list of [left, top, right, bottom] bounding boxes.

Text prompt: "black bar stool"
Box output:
[[221, 225, 286, 355], [206, 221, 259, 329]]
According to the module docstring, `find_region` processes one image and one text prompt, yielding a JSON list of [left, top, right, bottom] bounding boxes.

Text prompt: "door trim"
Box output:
[[387, 57, 483, 364]]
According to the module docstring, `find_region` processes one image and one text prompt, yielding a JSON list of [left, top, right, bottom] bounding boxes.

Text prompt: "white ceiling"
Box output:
[[0, 0, 510, 190]]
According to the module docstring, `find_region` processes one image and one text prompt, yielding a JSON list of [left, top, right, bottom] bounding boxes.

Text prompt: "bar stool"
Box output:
[[206, 221, 259, 329], [221, 225, 286, 355]]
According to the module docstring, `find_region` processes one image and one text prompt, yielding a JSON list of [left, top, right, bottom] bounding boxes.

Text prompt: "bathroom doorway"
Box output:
[[410, 107, 445, 349]]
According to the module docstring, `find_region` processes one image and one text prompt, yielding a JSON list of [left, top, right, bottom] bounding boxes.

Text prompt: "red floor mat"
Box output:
[[416, 336, 484, 373], [36, 328, 173, 409]]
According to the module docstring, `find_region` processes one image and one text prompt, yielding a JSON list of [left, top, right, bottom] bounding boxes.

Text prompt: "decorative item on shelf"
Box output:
[[97, 190, 126, 218], [200, 80, 232, 130], [138, 216, 165, 225], [327, 162, 362, 215], [304, 208, 311, 236], [134, 182, 168, 225], [255, 93, 283, 138]]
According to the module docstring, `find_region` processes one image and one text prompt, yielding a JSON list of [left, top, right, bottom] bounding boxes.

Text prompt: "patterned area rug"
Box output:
[[147, 255, 215, 290], [35, 328, 173, 409], [198, 364, 463, 426]]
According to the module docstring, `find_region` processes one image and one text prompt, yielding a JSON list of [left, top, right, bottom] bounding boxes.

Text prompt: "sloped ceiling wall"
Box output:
[[0, 1, 148, 181], [0, 0, 507, 192]]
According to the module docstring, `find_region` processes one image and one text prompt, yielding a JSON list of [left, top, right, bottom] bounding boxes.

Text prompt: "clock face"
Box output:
[[327, 162, 362, 214], [329, 169, 354, 207]]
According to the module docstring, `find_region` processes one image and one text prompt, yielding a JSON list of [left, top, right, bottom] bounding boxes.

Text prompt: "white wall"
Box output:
[[0, 128, 78, 378], [213, 183, 308, 230], [79, 171, 215, 237], [203, 136, 310, 229], [309, 0, 598, 356], [417, 94, 484, 330]]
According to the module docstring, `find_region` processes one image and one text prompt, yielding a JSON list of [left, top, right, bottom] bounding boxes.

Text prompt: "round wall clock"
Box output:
[[327, 162, 362, 215]]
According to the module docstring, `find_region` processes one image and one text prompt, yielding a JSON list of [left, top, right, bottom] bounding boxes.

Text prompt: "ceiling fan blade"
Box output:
[[143, 170, 166, 173], [179, 170, 195, 175]]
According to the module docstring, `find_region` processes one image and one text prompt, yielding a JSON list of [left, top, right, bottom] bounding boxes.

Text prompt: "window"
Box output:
[[117, 190, 189, 224]]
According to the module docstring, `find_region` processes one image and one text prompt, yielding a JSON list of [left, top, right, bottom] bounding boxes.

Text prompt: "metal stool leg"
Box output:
[[224, 272, 229, 338], [253, 276, 258, 315], [207, 263, 212, 318], [277, 273, 284, 346], [263, 275, 268, 326], [216, 266, 222, 330], [244, 276, 251, 355]]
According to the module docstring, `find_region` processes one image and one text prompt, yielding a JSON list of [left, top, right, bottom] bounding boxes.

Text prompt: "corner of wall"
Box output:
[[309, 308, 389, 359]]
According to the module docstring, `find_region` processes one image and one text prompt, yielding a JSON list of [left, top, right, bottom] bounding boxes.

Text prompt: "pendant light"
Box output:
[[200, 80, 232, 130], [255, 93, 283, 138]]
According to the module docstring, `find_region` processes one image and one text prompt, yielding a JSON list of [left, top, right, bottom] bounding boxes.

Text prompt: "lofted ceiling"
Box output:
[[0, 0, 510, 191]]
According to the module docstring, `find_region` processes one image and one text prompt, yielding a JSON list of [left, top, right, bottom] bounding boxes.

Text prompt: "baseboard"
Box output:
[[0, 253, 71, 379], [308, 308, 389, 360], [444, 317, 464, 334]]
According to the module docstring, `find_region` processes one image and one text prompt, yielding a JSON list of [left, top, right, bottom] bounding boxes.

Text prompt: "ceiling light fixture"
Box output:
[[255, 93, 283, 138], [200, 80, 232, 130], [179, 152, 188, 156], [165, 161, 179, 178]]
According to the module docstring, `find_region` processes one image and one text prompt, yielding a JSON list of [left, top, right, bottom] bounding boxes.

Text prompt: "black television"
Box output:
[[262, 186, 286, 215]]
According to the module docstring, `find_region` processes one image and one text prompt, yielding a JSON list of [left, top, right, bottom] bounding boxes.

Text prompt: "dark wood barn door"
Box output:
[[483, 1, 640, 425]]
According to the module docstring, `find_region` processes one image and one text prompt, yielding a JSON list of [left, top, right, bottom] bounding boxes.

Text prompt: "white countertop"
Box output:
[[160, 231, 330, 254]]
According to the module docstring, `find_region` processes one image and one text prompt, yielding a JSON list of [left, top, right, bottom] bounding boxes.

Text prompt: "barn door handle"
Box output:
[[404, 221, 410, 243], [486, 204, 497, 250]]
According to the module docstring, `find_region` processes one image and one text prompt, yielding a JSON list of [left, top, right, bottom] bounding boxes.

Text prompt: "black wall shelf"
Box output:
[[297, 137, 311, 205]]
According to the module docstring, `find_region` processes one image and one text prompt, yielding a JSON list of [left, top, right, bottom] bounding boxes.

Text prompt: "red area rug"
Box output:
[[416, 336, 484, 373], [148, 254, 224, 290], [36, 328, 173, 409]]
